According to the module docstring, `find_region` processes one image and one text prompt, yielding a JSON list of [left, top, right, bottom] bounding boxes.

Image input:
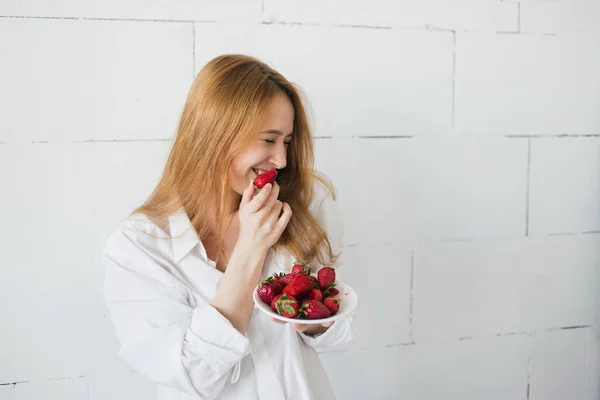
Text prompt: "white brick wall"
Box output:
[[1, 1, 598, 399]]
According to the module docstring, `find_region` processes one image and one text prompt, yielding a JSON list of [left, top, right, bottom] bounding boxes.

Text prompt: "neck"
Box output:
[[204, 191, 241, 237]]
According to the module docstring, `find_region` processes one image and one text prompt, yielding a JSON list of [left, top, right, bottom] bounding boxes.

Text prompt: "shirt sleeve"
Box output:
[[298, 181, 355, 349], [103, 224, 250, 399]]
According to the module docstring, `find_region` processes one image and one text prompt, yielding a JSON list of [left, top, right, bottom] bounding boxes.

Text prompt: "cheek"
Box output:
[[230, 155, 253, 184]]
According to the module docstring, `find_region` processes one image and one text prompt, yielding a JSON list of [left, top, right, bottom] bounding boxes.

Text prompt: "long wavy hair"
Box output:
[[134, 54, 337, 266]]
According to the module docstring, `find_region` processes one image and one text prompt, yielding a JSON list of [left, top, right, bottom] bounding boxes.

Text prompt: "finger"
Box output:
[[264, 182, 280, 209], [274, 202, 292, 234], [271, 317, 287, 324], [247, 183, 272, 213], [292, 323, 308, 332], [321, 321, 334, 328], [264, 200, 283, 224], [240, 180, 256, 209]]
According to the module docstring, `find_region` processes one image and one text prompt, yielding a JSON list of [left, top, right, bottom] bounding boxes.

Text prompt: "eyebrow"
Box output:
[[261, 129, 293, 137]]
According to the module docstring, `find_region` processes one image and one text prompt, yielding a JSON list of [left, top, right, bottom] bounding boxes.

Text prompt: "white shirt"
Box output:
[[102, 183, 354, 400]]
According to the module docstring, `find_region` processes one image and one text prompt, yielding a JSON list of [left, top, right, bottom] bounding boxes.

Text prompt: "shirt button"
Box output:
[[254, 347, 262, 355]]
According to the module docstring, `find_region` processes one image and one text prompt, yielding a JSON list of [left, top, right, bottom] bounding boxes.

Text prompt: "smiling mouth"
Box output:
[[252, 168, 268, 177]]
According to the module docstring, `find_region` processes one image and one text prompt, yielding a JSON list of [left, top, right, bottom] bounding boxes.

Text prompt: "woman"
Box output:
[[103, 54, 354, 399]]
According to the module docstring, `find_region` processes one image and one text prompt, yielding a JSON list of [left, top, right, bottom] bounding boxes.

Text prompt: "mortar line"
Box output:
[[0, 15, 78, 20], [83, 17, 199, 23], [507, 134, 600, 138], [525, 139, 531, 237], [319, 341, 416, 355], [0, 381, 29, 386], [554, 325, 591, 330]]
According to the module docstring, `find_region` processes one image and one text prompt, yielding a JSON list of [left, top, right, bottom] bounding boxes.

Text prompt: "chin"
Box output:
[[232, 179, 248, 196]]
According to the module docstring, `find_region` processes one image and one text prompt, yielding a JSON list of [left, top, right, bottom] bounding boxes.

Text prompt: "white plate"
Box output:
[[253, 279, 358, 325]]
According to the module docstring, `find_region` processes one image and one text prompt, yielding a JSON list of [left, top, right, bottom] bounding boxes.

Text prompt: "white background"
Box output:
[[0, 1, 599, 399]]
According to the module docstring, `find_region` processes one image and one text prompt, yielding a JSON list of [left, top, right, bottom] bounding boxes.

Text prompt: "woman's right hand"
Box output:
[[237, 180, 292, 253]]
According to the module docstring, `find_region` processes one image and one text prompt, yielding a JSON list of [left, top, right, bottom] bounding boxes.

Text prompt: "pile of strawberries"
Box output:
[[257, 262, 340, 320]]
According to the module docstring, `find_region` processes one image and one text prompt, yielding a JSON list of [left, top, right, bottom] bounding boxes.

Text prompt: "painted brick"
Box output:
[[586, 327, 600, 400], [314, 136, 527, 244], [195, 23, 453, 137], [521, 1, 600, 35], [264, 0, 518, 32], [0, 0, 262, 21], [0, 19, 192, 142], [0, 385, 14, 400], [455, 33, 600, 135], [89, 371, 157, 400], [413, 236, 598, 340], [0, 142, 169, 381], [529, 328, 587, 400], [321, 335, 529, 400], [529, 138, 600, 235], [12, 378, 88, 400], [321, 244, 412, 351]]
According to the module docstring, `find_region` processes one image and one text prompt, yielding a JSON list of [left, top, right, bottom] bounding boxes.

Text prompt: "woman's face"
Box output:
[[230, 94, 295, 196]]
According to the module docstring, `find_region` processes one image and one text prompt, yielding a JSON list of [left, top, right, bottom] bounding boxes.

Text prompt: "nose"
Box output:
[[269, 142, 287, 170]]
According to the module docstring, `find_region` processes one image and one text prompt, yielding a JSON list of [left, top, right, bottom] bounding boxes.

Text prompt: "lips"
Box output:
[[252, 168, 268, 177]]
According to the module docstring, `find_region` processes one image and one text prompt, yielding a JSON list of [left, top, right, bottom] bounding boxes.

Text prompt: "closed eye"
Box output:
[[265, 139, 291, 146]]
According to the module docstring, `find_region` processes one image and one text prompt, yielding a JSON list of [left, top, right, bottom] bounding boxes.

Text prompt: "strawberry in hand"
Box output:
[[253, 169, 278, 190]]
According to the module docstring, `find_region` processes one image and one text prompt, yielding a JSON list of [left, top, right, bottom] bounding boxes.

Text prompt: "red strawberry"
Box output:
[[253, 169, 278, 189], [308, 275, 319, 288], [277, 273, 295, 287], [317, 266, 336, 291], [291, 261, 307, 276], [275, 294, 299, 318], [283, 275, 313, 297], [308, 288, 323, 302], [271, 293, 283, 311], [323, 296, 340, 315], [300, 299, 331, 320], [272, 272, 285, 282], [326, 287, 339, 297], [257, 277, 283, 305]]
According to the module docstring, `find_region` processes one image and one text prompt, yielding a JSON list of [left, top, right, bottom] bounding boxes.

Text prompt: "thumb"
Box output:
[[240, 180, 255, 209]]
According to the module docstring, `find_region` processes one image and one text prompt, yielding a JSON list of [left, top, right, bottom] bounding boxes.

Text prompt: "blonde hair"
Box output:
[[134, 54, 336, 266]]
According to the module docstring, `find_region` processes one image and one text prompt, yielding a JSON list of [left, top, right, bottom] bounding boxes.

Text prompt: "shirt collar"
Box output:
[[168, 210, 206, 263]]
